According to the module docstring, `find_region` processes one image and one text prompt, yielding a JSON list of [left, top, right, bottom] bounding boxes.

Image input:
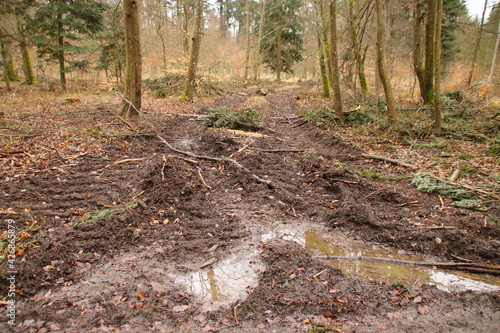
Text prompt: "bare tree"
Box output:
[[423, 0, 437, 104], [433, 0, 443, 134], [253, 0, 267, 81], [180, 0, 204, 101], [244, 0, 251, 81], [122, 0, 142, 119], [376, 0, 396, 122], [488, 18, 500, 83], [329, 0, 345, 124], [467, 0, 488, 87], [413, 0, 425, 102]]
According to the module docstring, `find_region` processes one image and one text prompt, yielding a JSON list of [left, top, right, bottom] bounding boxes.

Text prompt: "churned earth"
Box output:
[[1, 82, 499, 332]]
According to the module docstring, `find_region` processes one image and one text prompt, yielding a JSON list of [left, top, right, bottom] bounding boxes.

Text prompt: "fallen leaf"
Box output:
[[418, 305, 430, 314], [413, 296, 423, 304], [171, 304, 192, 312]]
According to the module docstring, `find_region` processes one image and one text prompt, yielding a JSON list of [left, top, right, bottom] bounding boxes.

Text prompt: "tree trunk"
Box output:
[[18, 20, 36, 85], [276, 12, 283, 82], [348, 0, 369, 94], [317, 0, 332, 96], [467, 0, 488, 87], [122, 0, 142, 119], [329, 0, 345, 124], [244, 0, 251, 81], [488, 19, 500, 83], [0, 28, 11, 92], [433, 0, 443, 134], [423, 0, 437, 104], [253, 0, 266, 81], [0, 14, 19, 84], [54, 12, 67, 89], [376, 0, 396, 122], [156, 18, 167, 77], [316, 22, 331, 98], [413, 0, 425, 103], [180, 0, 203, 101], [182, 0, 190, 59]]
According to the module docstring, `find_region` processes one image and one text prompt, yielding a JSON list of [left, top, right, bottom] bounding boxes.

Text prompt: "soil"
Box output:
[[1, 83, 499, 332]]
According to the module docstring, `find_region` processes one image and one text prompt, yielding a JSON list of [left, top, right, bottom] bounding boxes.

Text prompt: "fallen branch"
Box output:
[[315, 255, 500, 275], [156, 135, 273, 187], [253, 148, 304, 153], [115, 92, 273, 187], [362, 153, 417, 170]]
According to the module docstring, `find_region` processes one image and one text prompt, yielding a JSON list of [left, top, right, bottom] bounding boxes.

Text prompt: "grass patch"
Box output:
[[74, 202, 138, 227]]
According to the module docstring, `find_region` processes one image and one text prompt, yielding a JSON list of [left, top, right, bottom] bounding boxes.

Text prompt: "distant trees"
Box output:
[[375, 0, 395, 121], [180, 0, 204, 101], [29, 0, 109, 88], [260, 0, 304, 81]]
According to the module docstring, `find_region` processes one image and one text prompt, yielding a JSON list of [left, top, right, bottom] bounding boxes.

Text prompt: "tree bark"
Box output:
[[244, 0, 251, 81], [182, 0, 190, 59], [276, 12, 283, 82], [433, 0, 443, 134], [376, 0, 396, 122], [0, 14, 19, 84], [57, 14, 66, 89], [316, 22, 331, 98], [423, 0, 437, 104], [0, 28, 11, 92], [348, 0, 369, 94], [467, 0, 488, 87], [329, 0, 345, 124], [253, 0, 267, 81], [122, 0, 142, 119], [413, 0, 425, 103], [17, 19, 36, 85], [180, 0, 203, 101], [488, 19, 500, 83]]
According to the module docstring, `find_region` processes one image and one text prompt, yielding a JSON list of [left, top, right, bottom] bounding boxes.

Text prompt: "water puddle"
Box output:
[[171, 248, 265, 311], [301, 230, 500, 293], [173, 224, 499, 311]]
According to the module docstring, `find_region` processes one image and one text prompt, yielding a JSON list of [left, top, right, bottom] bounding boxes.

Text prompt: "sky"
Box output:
[[467, 0, 498, 20]]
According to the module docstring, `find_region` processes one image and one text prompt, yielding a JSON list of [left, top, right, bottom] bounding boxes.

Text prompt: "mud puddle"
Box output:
[[175, 224, 500, 311]]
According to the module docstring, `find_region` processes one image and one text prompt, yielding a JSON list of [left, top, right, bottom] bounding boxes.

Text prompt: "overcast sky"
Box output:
[[467, 0, 498, 19]]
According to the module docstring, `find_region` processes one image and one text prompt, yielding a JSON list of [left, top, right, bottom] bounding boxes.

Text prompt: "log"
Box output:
[[361, 153, 417, 170], [315, 255, 500, 275]]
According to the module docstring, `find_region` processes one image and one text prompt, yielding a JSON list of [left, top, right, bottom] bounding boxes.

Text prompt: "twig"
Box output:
[[115, 91, 273, 187], [438, 195, 446, 210], [253, 148, 304, 153], [396, 201, 419, 207], [156, 135, 273, 187], [233, 303, 241, 326], [115, 114, 138, 132], [421, 225, 456, 230], [361, 153, 417, 170], [315, 255, 500, 275], [161, 155, 167, 180], [449, 168, 460, 181], [197, 167, 212, 190]]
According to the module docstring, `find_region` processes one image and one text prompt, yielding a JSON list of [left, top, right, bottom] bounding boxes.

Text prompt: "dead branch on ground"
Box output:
[[315, 255, 500, 275], [362, 153, 417, 170]]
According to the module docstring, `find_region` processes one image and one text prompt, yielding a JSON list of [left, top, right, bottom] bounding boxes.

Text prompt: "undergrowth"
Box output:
[[204, 107, 262, 131]]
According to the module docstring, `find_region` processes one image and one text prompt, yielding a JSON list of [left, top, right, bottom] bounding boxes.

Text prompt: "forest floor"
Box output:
[[1, 81, 499, 332]]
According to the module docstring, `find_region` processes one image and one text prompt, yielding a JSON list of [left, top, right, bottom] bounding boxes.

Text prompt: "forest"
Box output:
[[1, 0, 500, 332]]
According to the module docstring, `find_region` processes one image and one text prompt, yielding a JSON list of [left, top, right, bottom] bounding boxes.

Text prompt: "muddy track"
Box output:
[[0, 86, 499, 332]]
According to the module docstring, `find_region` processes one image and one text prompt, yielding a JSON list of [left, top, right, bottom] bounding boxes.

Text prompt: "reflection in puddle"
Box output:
[[302, 230, 500, 293], [172, 250, 265, 311], [173, 224, 499, 311]]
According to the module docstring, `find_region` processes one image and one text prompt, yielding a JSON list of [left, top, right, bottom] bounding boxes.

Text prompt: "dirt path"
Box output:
[[1, 85, 499, 332]]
